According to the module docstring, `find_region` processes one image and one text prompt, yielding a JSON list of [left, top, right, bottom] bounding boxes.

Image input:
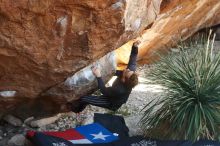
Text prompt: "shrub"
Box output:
[[140, 34, 220, 141]]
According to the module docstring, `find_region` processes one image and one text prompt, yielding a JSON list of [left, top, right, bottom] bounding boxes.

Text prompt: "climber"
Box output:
[[68, 40, 140, 113]]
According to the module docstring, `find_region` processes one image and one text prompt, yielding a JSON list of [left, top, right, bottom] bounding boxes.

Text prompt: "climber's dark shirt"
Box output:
[[96, 45, 138, 108]]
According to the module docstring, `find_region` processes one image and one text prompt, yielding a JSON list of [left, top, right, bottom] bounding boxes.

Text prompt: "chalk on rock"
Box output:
[[111, 1, 123, 10], [0, 91, 16, 97], [132, 18, 141, 30]]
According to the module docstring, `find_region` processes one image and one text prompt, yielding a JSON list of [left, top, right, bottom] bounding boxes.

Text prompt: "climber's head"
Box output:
[[121, 69, 138, 88]]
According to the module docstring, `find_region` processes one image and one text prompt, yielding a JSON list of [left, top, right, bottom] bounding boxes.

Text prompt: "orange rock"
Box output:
[[0, 0, 160, 118], [116, 0, 220, 68]]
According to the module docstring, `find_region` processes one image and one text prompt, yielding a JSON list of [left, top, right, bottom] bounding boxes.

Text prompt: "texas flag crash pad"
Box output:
[[26, 123, 119, 146]]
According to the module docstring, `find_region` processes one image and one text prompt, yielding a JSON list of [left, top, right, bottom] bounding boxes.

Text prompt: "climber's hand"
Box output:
[[92, 66, 101, 77], [133, 40, 141, 48]]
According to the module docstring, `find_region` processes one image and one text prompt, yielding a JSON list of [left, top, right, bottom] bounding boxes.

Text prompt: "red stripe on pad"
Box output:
[[26, 131, 35, 138], [44, 129, 85, 140]]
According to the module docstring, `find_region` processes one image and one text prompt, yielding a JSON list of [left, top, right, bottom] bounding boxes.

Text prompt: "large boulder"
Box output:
[[0, 0, 161, 118], [1, 0, 220, 118]]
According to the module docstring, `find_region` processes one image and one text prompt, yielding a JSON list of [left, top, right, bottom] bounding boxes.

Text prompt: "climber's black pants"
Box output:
[[81, 95, 121, 111]]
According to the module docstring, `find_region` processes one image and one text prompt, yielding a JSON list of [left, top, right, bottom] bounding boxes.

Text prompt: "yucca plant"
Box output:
[[140, 33, 220, 141]]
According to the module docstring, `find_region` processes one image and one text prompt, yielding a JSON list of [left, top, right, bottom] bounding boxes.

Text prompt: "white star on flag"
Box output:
[[90, 132, 110, 140]]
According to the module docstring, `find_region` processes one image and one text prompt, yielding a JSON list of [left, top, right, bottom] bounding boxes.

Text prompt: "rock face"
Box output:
[[1, 0, 220, 118], [117, 0, 220, 68], [0, 0, 161, 118], [138, 0, 220, 64]]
